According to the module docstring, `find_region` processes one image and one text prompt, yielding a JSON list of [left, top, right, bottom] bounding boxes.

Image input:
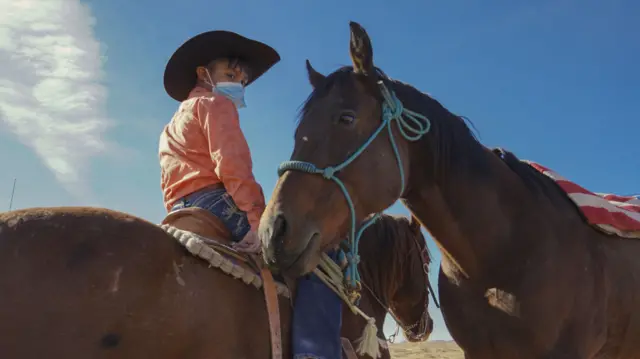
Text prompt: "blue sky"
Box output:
[[0, 0, 638, 343]]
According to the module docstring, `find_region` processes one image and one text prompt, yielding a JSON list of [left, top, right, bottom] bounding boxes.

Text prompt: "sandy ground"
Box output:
[[389, 340, 463, 358]]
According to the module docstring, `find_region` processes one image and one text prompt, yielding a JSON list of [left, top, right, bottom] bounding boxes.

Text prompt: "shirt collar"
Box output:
[[187, 85, 212, 99]]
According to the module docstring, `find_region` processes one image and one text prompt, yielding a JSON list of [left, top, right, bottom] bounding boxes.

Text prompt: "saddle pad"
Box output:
[[525, 161, 640, 238], [160, 224, 290, 297]]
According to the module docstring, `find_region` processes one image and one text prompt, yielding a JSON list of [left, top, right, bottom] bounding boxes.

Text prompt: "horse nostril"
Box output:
[[272, 214, 288, 255], [273, 214, 287, 239], [263, 213, 288, 266]]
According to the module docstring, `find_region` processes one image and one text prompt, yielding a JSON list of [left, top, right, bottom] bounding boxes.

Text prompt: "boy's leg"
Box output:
[[291, 250, 343, 359], [188, 188, 251, 242]]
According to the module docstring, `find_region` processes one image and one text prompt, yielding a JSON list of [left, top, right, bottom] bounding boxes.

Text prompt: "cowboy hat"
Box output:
[[163, 30, 280, 102]]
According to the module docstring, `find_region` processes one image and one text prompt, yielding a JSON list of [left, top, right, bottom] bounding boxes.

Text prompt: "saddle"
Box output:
[[162, 208, 361, 359], [162, 207, 258, 270], [161, 208, 283, 359]]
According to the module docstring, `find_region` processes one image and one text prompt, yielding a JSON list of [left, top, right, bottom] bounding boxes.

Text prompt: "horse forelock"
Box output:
[[297, 65, 392, 126]]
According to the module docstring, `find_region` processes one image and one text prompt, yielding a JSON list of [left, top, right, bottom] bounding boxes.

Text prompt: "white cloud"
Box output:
[[0, 0, 114, 198]]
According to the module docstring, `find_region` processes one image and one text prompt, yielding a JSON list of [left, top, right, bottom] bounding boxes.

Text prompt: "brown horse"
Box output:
[[260, 21, 640, 359], [0, 206, 432, 358], [343, 214, 435, 350]]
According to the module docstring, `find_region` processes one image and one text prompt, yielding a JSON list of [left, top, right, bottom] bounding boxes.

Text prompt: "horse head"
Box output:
[[357, 214, 435, 343]]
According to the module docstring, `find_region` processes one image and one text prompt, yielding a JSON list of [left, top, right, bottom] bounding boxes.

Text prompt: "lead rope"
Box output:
[[278, 80, 431, 293], [314, 253, 382, 358]]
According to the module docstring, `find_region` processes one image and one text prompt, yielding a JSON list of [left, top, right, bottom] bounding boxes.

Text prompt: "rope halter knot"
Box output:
[[383, 90, 404, 120], [322, 167, 336, 179], [347, 252, 360, 265]]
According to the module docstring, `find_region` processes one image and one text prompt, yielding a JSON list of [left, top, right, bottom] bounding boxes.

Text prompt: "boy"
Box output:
[[160, 30, 343, 359], [159, 30, 279, 253]]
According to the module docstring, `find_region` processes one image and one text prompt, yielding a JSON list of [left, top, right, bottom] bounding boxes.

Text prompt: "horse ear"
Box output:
[[349, 21, 375, 75], [305, 59, 325, 88]]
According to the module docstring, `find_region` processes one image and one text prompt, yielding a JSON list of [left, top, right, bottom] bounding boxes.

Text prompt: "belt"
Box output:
[[185, 183, 226, 198], [173, 183, 226, 209]]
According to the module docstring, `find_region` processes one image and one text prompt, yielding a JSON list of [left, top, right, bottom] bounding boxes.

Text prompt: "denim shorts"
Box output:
[[170, 187, 251, 242]]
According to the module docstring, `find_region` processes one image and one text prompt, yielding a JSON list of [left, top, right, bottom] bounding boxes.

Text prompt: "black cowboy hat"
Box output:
[[163, 30, 280, 102]]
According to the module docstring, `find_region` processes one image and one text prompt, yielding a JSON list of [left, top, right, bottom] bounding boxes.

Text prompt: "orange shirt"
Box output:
[[159, 86, 265, 231]]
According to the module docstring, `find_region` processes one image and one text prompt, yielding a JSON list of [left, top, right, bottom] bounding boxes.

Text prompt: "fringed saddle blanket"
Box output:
[[160, 224, 290, 297], [525, 161, 640, 239]]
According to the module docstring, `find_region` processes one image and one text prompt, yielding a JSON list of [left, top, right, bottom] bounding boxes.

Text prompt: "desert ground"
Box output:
[[389, 340, 463, 359]]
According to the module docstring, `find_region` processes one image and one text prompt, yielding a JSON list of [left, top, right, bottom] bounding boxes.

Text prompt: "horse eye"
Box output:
[[338, 112, 356, 125]]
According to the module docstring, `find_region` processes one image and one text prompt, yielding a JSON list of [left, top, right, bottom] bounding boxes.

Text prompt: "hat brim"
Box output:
[[163, 30, 280, 102]]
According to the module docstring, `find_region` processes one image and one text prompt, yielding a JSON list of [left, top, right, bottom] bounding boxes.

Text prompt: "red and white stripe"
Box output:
[[524, 161, 640, 238]]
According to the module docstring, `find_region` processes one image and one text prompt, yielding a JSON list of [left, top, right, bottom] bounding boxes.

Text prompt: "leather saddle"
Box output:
[[162, 207, 257, 269], [162, 207, 364, 359], [163, 206, 232, 240], [161, 207, 283, 359]]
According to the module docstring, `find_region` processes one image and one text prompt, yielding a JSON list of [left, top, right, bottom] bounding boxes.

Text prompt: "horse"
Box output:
[[0, 206, 433, 358], [259, 21, 640, 359]]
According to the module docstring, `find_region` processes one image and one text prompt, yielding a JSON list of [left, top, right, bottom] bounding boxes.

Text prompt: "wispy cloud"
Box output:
[[0, 0, 114, 198]]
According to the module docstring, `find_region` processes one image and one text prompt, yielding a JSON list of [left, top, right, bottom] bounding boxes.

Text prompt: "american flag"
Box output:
[[525, 161, 640, 239]]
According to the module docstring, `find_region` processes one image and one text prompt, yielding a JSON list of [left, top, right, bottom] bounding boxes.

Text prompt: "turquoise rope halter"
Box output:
[[278, 79, 432, 292]]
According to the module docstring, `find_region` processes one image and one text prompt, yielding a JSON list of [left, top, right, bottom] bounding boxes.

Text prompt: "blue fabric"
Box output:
[[214, 81, 247, 108], [292, 250, 343, 359], [170, 187, 251, 242]]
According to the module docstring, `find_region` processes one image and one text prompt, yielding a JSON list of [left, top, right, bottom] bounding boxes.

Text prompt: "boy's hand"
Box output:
[[233, 230, 261, 254]]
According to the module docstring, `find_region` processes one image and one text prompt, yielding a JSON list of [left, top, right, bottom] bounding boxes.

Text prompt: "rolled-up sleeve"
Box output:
[[197, 97, 266, 231]]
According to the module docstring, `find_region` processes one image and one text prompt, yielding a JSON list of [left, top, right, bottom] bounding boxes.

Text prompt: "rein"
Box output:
[[278, 79, 432, 293]]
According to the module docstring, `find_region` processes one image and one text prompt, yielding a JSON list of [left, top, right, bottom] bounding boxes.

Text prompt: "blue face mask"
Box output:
[[214, 82, 247, 109]]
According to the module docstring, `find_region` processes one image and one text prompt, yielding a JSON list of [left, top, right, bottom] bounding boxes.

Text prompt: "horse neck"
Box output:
[[404, 142, 565, 281]]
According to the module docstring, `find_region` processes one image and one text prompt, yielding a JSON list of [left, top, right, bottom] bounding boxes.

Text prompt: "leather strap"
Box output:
[[341, 337, 358, 359], [257, 260, 282, 359]]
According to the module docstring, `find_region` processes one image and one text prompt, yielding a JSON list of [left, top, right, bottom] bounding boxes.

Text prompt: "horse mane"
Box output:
[[389, 76, 583, 212], [381, 74, 487, 179], [357, 213, 430, 305], [381, 78, 585, 214], [298, 65, 584, 210], [491, 147, 588, 212]]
